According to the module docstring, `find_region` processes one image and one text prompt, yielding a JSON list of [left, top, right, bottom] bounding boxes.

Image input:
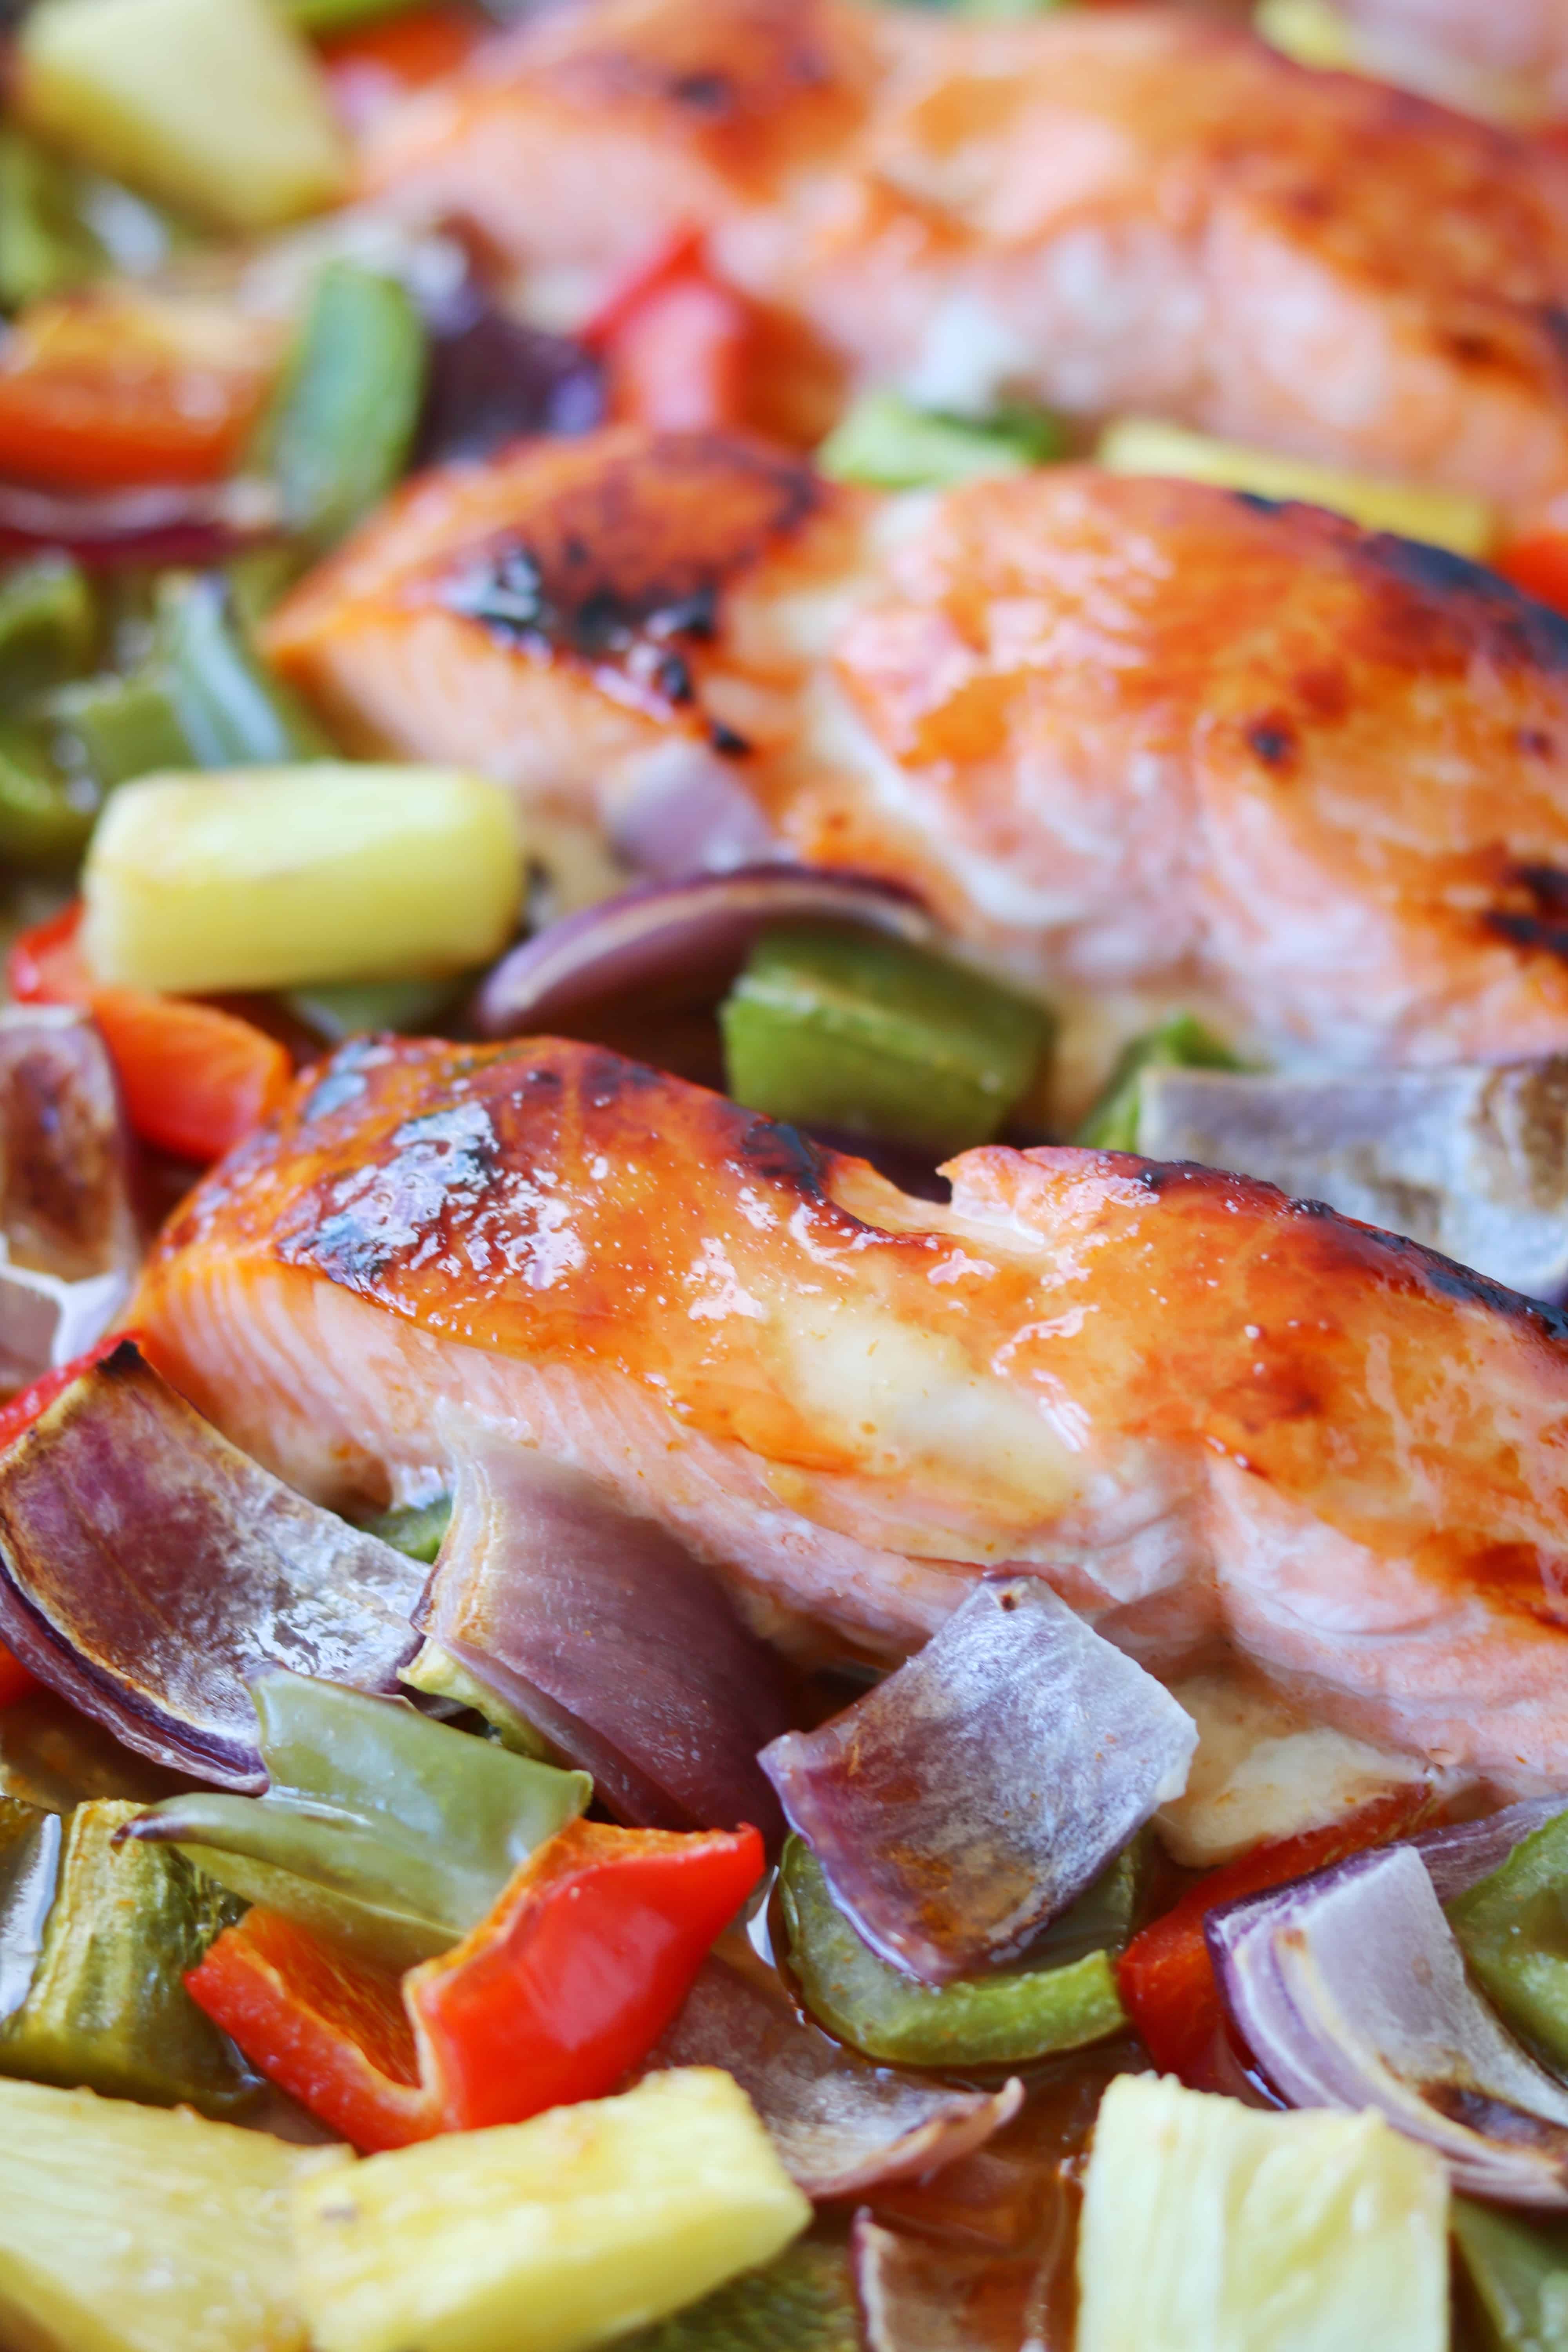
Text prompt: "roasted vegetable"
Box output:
[[16, 0, 348, 232], [720, 921, 1050, 1156], [779, 1836, 1131, 2066], [263, 262, 427, 550], [0, 2075, 313, 2352], [617, 2241, 858, 2352], [1076, 2076, 1448, 2352], [1452, 2198, 1568, 2352], [0, 131, 104, 313], [1075, 1015, 1244, 1151], [1448, 1807, 1568, 2073], [187, 1819, 764, 2149], [818, 389, 1060, 488], [82, 762, 524, 994], [1097, 416, 1495, 558], [0, 553, 96, 701], [0, 1796, 254, 2112], [135, 1666, 590, 1968], [290, 2068, 811, 2352]]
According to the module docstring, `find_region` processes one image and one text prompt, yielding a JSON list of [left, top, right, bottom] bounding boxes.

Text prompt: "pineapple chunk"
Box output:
[[292, 2068, 812, 2352], [1076, 2074, 1448, 2352], [1253, 0, 1363, 73], [17, 0, 347, 231], [0, 2075, 316, 2352], [83, 764, 525, 993], [1096, 417, 1496, 559]]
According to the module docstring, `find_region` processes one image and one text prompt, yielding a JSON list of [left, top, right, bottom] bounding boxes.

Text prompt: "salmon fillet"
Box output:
[[356, 0, 1568, 512], [264, 434, 1568, 1097], [134, 1033, 1568, 1795]]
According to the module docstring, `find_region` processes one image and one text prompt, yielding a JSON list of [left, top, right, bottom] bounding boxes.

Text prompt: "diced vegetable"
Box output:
[[1452, 2198, 1568, 2352], [607, 265, 752, 434], [136, 1666, 590, 1969], [1075, 2075, 1448, 2352], [0, 1796, 254, 2112], [154, 573, 332, 767], [779, 1836, 1131, 2066], [1097, 417, 1497, 558], [363, 1494, 454, 1566], [282, 0, 432, 29], [1076, 1015, 1245, 1151], [7, 901, 92, 1007], [83, 763, 524, 994], [189, 1819, 765, 2149], [89, 990, 291, 1161], [401, 1639, 549, 1756], [1500, 530, 1568, 620], [0, 2075, 313, 2352], [0, 284, 283, 494], [720, 920, 1050, 1156], [417, 301, 604, 468], [262, 262, 427, 549], [16, 0, 348, 232], [1448, 1807, 1568, 2074], [614, 2241, 858, 2352], [0, 132, 104, 314], [818, 390, 1061, 490], [1254, 0, 1362, 73], [0, 723, 96, 864], [45, 668, 194, 791], [1116, 1789, 1433, 2082], [0, 553, 97, 699], [290, 2068, 810, 2352]]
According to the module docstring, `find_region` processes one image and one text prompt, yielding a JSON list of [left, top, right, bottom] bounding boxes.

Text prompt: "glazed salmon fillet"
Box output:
[[132, 1034, 1568, 1794], [356, 0, 1568, 511], [263, 431, 1568, 1094]]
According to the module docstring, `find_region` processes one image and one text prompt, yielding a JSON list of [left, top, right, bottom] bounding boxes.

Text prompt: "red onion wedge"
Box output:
[[471, 864, 931, 1039], [760, 1575, 1196, 1986], [0, 478, 277, 569], [852, 2215, 1046, 2352], [0, 1341, 423, 1789], [1208, 1844, 1568, 2205], [648, 1954, 1022, 2200], [1416, 1798, 1568, 1902], [610, 742, 780, 880], [417, 1445, 795, 1838], [0, 1008, 141, 1389]]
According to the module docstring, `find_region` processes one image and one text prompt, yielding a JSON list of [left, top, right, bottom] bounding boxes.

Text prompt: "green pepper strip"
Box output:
[[0, 555, 97, 704], [0, 1797, 256, 2115], [261, 260, 428, 551], [156, 573, 333, 765], [720, 919, 1052, 1158], [818, 390, 1062, 491], [1447, 1806, 1568, 2072], [779, 1835, 1131, 2067], [618, 2240, 860, 2352], [1074, 1014, 1245, 1151], [134, 1668, 591, 1969], [1453, 2197, 1568, 2352], [0, 132, 103, 314]]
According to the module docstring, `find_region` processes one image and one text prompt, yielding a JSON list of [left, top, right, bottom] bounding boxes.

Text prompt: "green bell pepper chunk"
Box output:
[[0, 555, 97, 704], [0, 723, 97, 865], [44, 667, 194, 791], [618, 2241, 859, 2352], [1453, 2198, 1568, 2352], [0, 1798, 255, 2115], [358, 1494, 453, 1566], [139, 1669, 591, 1968], [1448, 1807, 1568, 2072], [1074, 1014, 1245, 1151], [720, 920, 1051, 1157], [779, 1835, 1131, 2066], [0, 132, 103, 312], [278, 0, 430, 28], [154, 573, 333, 765], [818, 390, 1061, 490], [263, 261, 427, 550]]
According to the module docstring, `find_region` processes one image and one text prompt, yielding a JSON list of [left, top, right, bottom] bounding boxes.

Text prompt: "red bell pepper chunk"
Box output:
[[1117, 1788, 1438, 2083], [1499, 530, 1568, 621], [186, 1817, 764, 2151], [585, 232, 752, 432], [7, 905, 292, 1165]]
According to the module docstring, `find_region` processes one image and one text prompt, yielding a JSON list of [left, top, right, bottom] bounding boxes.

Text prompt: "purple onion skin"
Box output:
[[0, 484, 269, 571], [760, 1575, 1197, 1986], [648, 1955, 1022, 2199], [0, 1341, 421, 1789], [420, 1446, 796, 1841], [415, 303, 605, 468]]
